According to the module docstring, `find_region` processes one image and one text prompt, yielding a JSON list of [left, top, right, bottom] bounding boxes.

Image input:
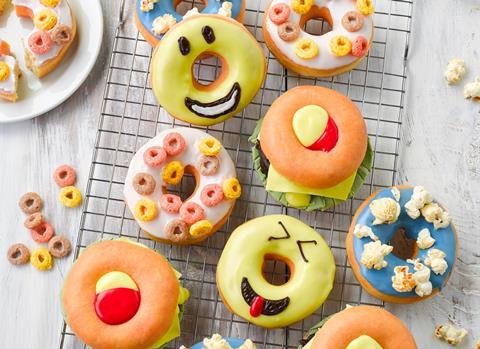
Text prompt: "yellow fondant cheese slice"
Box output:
[[346, 335, 383, 349], [95, 271, 139, 293], [292, 105, 329, 147], [266, 165, 356, 201]]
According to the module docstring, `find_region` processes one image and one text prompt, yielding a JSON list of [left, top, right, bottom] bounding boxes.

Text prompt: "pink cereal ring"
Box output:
[[269, 3, 291, 25], [163, 132, 186, 157], [159, 194, 182, 214], [179, 202, 205, 225], [352, 35, 369, 57], [53, 165, 76, 187], [143, 146, 167, 168], [201, 184, 224, 207], [28, 31, 53, 55], [30, 221, 55, 243]]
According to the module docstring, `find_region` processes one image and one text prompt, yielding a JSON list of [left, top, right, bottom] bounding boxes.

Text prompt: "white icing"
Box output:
[[12, 0, 73, 66], [353, 224, 378, 241], [0, 55, 17, 94], [124, 127, 237, 240], [416, 228, 435, 249], [265, 0, 374, 71], [191, 89, 238, 116]]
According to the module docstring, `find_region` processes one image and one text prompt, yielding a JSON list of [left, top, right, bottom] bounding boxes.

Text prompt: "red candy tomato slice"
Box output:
[[94, 287, 141, 325]]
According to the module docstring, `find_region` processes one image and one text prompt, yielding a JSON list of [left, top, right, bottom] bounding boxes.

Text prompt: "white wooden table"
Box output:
[[0, 1, 479, 348]]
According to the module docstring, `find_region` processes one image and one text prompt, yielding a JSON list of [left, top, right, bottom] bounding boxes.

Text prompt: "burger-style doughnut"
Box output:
[[62, 239, 190, 349], [216, 215, 335, 328], [346, 185, 457, 303], [135, 0, 245, 46], [150, 15, 266, 126], [299, 306, 417, 349], [124, 128, 241, 244], [263, 0, 374, 77]]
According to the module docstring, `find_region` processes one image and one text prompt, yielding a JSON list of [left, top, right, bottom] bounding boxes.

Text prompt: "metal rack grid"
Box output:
[[59, 0, 414, 347]]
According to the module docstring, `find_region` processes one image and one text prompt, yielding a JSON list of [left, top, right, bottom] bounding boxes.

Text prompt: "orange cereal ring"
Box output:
[[259, 86, 367, 188], [30, 221, 55, 243]]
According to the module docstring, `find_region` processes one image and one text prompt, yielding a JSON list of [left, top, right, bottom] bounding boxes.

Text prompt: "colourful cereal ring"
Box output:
[[278, 21, 300, 42], [59, 186, 82, 208], [342, 11, 365, 32], [162, 161, 184, 185], [291, 0, 313, 14], [201, 184, 224, 207], [198, 155, 220, 176], [223, 178, 242, 199], [164, 219, 189, 243], [24, 212, 44, 229], [0, 61, 10, 81], [352, 35, 369, 57], [48, 235, 72, 258], [51, 24, 73, 45], [159, 194, 182, 214], [53, 165, 76, 187], [28, 31, 53, 55], [7, 243, 30, 265], [163, 132, 186, 156], [143, 146, 167, 168], [30, 221, 55, 243], [295, 39, 319, 59], [189, 220, 213, 238], [34, 9, 58, 31], [19, 192, 43, 214], [356, 0, 374, 16], [198, 137, 222, 156], [40, 0, 61, 7], [329, 35, 352, 56], [134, 198, 158, 221], [269, 3, 291, 25], [179, 202, 205, 225], [30, 247, 53, 270], [132, 172, 156, 195]]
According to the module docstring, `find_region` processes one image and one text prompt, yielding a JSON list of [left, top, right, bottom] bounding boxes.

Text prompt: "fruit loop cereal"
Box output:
[[7, 243, 30, 265], [48, 235, 72, 258], [132, 172, 156, 195], [59, 186, 82, 208], [30, 247, 53, 270], [30, 221, 55, 243], [24, 212, 44, 229], [28, 31, 53, 55], [222, 178, 242, 199], [19, 192, 43, 214], [134, 198, 158, 221], [53, 165, 77, 187], [143, 146, 167, 168], [189, 220, 213, 237], [198, 138, 222, 156], [34, 9, 58, 30], [330, 35, 352, 56]]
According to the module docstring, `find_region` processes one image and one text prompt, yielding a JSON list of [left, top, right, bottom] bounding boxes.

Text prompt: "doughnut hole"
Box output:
[[175, 0, 206, 16], [389, 227, 418, 261], [163, 165, 199, 202], [262, 254, 292, 286], [192, 52, 229, 91], [300, 6, 333, 36]]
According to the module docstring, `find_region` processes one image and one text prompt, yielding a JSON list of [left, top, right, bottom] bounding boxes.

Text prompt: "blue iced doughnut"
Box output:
[[192, 337, 257, 349], [346, 185, 457, 304], [135, 0, 245, 45]]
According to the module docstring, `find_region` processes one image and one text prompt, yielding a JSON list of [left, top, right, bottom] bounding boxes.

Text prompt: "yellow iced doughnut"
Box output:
[[162, 161, 184, 185], [134, 199, 157, 221], [330, 36, 352, 57], [30, 247, 53, 270], [198, 137, 222, 157], [189, 220, 213, 237], [59, 186, 82, 208], [34, 9, 58, 30], [0, 61, 10, 81], [223, 178, 241, 199]]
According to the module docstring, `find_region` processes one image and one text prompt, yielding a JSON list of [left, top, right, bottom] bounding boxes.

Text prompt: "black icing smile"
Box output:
[[241, 277, 290, 316], [185, 82, 241, 119]]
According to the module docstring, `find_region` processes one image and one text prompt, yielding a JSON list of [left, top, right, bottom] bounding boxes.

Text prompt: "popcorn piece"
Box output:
[[183, 7, 199, 18], [416, 228, 435, 249], [140, 0, 154, 12], [152, 14, 177, 36], [391, 266, 416, 292], [404, 186, 433, 219], [444, 59, 466, 85], [195, 334, 257, 349], [464, 77, 480, 100], [391, 186, 401, 201], [238, 340, 256, 349], [435, 324, 468, 346], [369, 197, 400, 225], [424, 248, 448, 275], [353, 224, 378, 241], [218, 1, 233, 17], [421, 203, 451, 229], [412, 262, 432, 297], [360, 241, 393, 270]]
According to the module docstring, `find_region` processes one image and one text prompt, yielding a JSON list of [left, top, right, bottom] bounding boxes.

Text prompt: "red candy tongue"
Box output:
[[94, 287, 141, 325], [307, 116, 339, 152], [249, 296, 264, 317]]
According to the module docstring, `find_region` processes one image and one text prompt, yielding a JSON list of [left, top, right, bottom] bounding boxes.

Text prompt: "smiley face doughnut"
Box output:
[[216, 215, 335, 328], [124, 128, 241, 244], [346, 185, 457, 303], [135, 0, 245, 46], [263, 0, 374, 77], [62, 239, 190, 349], [150, 15, 266, 126]]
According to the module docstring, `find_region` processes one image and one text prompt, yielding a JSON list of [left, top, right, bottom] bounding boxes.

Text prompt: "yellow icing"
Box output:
[[292, 105, 329, 147], [151, 16, 265, 126], [216, 215, 335, 328], [266, 165, 356, 201], [346, 335, 383, 349], [285, 192, 311, 208], [95, 271, 139, 293]]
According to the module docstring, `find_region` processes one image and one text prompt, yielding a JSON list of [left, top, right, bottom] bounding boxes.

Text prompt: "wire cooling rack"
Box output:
[[59, 0, 414, 347]]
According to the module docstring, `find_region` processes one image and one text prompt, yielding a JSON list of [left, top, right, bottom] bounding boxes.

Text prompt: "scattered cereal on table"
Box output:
[[59, 186, 82, 208], [48, 235, 72, 258], [18, 192, 43, 214], [30, 247, 53, 271], [7, 243, 30, 265]]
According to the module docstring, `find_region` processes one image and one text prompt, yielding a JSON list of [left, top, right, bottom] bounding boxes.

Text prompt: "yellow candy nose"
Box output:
[[95, 271, 139, 293], [346, 335, 384, 349], [292, 105, 329, 147]]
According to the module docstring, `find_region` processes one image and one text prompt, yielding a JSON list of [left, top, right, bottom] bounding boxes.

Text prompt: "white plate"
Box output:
[[0, 0, 103, 123]]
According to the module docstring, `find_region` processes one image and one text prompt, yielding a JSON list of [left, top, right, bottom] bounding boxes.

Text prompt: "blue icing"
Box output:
[[352, 187, 456, 298], [136, 0, 243, 39], [192, 338, 255, 349]]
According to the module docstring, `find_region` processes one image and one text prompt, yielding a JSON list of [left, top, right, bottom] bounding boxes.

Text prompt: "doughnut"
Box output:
[[263, 0, 374, 77], [11, 0, 76, 78], [62, 239, 190, 349], [0, 40, 20, 102], [124, 128, 241, 244], [135, 0, 245, 46], [299, 306, 417, 349], [250, 86, 372, 211], [184, 334, 257, 349], [346, 185, 457, 303], [150, 15, 266, 126], [216, 215, 335, 328]]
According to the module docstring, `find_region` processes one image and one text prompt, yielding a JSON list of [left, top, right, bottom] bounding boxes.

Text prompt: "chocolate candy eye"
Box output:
[[202, 25, 215, 44], [178, 36, 190, 55]]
